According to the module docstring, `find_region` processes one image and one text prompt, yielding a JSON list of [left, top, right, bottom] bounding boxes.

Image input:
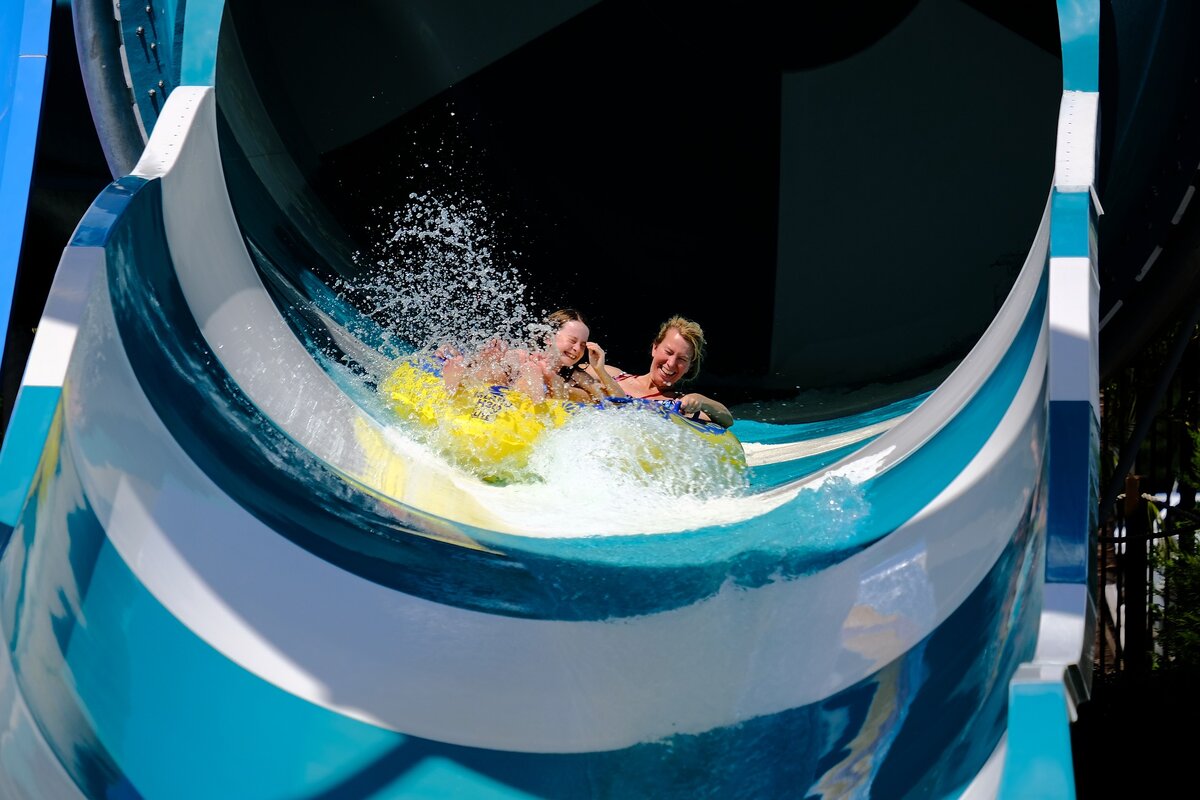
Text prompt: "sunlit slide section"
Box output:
[[0, 2, 1103, 798], [996, 3, 1101, 798], [0, 0, 51, 386], [0, 4, 99, 793], [0, 69, 1062, 798]]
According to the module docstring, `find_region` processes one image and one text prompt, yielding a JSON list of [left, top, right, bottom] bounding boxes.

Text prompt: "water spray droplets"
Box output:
[[337, 192, 538, 353]]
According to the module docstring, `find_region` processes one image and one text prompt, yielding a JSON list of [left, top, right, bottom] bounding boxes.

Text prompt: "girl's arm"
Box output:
[[585, 342, 626, 397]]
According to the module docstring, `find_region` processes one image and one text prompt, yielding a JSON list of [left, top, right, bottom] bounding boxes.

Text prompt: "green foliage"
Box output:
[[1152, 422, 1200, 670], [1101, 322, 1200, 674], [1191, 426, 1200, 480], [1157, 542, 1200, 668]]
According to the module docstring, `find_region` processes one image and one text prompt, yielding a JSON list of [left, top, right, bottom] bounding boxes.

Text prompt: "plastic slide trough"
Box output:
[[0, 2, 1107, 798]]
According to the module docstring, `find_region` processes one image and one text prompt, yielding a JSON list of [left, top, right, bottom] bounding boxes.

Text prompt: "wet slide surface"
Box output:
[[0, 1, 1118, 798]]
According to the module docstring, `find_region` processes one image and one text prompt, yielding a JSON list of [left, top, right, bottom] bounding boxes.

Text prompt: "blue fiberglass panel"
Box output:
[[998, 682, 1076, 799], [182, 0, 222, 86], [1, 409, 1043, 798], [0, 416, 402, 799], [1049, 191, 1091, 259], [0, 0, 51, 371], [103, 172, 1047, 621], [731, 390, 929, 445], [1056, 0, 1099, 92], [118, 6, 174, 135], [0, 181, 142, 551], [71, 176, 144, 247], [1046, 401, 1097, 584], [17, 0, 52, 56], [745, 437, 883, 490], [0, 385, 60, 539]]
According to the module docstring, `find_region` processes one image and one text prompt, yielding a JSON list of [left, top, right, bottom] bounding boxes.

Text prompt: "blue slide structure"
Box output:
[[0, 0, 50, 375], [0, 2, 1109, 798]]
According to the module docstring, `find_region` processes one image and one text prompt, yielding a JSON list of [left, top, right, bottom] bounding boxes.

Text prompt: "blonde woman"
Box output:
[[589, 315, 733, 428]]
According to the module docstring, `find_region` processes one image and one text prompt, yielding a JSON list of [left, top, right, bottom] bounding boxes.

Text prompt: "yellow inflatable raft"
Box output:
[[379, 356, 745, 481]]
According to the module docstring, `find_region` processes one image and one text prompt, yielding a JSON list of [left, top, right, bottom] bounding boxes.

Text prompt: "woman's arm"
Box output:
[[677, 392, 734, 429]]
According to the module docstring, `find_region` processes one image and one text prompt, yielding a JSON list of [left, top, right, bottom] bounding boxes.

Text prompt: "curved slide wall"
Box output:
[[0, 1, 1099, 798], [0, 0, 51, 390]]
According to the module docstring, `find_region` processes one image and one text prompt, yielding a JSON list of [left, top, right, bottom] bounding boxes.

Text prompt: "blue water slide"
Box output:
[[0, 1, 1104, 798], [0, 0, 51, 379]]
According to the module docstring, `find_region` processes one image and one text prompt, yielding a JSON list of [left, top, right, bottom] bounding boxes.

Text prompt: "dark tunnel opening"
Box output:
[[216, 0, 1061, 420]]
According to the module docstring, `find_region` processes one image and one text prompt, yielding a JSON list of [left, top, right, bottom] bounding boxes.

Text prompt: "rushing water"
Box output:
[[336, 191, 544, 357], [323, 191, 875, 538]]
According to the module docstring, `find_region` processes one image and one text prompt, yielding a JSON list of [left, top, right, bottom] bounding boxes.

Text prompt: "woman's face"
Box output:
[[552, 320, 589, 366], [648, 328, 694, 389]]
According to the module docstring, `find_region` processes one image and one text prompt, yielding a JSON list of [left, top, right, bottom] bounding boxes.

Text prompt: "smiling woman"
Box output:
[[592, 314, 734, 429]]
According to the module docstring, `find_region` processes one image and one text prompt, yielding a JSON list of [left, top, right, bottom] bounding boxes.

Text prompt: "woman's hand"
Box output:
[[677, 393, 734, 428], [677, 393, 705, 416]]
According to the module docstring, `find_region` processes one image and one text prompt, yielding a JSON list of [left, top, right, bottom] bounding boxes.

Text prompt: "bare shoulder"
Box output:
[[583, 364, 623, 378]]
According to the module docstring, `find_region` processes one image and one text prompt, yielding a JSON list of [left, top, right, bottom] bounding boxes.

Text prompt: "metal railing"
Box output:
[[1095, 320, 1200, 679]]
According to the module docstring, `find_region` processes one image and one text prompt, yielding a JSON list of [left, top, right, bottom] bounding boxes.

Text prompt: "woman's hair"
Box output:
[[654, 315, 706, 382]]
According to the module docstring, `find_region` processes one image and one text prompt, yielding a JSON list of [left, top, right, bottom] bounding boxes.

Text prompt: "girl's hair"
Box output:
[[546, 308, 587, 330], [654, 315, 706, 382]]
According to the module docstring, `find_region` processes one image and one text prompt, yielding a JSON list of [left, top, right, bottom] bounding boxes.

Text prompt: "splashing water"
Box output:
[[337, 192, 543, 355], [465, 412, 874, 539], [327, 192, 874, 543], [528, 405, 748, 496]]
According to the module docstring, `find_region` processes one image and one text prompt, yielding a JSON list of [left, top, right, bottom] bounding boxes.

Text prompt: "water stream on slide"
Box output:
[[311, 191, 876, 539]]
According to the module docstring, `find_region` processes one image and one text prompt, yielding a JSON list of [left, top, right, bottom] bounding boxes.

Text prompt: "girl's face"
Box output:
[[552, 320, 589, 366], [648, 328, 694, 389]]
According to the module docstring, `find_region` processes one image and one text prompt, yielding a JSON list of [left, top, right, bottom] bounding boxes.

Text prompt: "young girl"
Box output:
[[440, 309, 624, 404]]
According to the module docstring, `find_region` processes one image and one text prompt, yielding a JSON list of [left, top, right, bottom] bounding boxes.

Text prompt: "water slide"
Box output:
[[0, 0, 51, 400], [0, 1, 1131, 797]]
